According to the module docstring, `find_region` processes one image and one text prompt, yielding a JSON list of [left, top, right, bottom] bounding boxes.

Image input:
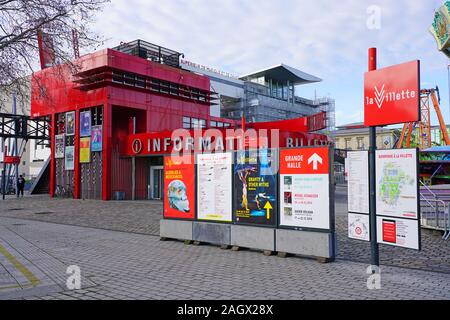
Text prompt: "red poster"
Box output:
[[279, 147, 329, 175], [364, 60, 420, 127], [163, 155, 195, 220], [382, 220, 397, 243]]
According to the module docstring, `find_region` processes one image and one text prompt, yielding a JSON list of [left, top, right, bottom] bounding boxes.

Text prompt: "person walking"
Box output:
[[17, 175, 25, 198]]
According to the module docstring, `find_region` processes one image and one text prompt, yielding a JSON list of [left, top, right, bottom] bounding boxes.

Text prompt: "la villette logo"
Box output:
[[366, 84, 417, 109], [132, 138, 143, 154]]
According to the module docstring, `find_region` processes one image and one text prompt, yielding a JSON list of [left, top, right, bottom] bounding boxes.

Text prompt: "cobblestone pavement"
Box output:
[[0, 217, 449, 300], [0, 188, 448, 275]]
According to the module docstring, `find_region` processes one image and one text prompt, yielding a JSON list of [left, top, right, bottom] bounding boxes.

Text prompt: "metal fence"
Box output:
[[420, 182, 450, 240]]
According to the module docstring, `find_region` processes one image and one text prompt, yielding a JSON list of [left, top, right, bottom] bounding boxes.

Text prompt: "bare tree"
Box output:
[[0, 0, 109, 112]]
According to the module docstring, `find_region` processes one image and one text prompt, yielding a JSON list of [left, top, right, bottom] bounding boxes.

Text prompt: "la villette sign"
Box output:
[[364, 60, 420, 127]]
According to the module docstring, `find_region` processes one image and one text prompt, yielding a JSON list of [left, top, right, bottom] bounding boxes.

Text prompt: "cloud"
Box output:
[[91, 0, 450, 125]]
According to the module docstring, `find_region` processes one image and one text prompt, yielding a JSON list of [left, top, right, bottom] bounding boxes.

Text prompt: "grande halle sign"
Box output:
[[364, 60, 420, 127]]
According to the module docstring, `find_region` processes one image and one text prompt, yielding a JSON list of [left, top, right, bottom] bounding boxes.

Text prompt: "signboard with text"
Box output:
[[347, 151, 369, 214], [233, 149, 278, 227], [348, 213, 370, 242], [163, 156, 195, 220], [197, 153, 233, 223], [375, 148, 420, 250], [364, 60, 420, 127], [377, 217, 420, 250], [376, 149, 419, 219], [279, 147, 333, 231]]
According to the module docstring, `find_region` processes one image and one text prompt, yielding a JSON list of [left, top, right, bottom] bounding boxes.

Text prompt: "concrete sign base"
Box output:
[[276, 229, 336, 261], [231, 225, 275, 252], [193, 221, 231, 246], [160, 219, 193, 241]]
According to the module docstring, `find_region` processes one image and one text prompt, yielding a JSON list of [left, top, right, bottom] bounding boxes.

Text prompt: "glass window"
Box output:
[[345, 138, 352, 150], [210, 120, 217, 128], [136, 76, 146, 88], [199, 119, 206, 128], [357, 137, 364, 150], [191, 118, 199, 128], [183, 117, 191, 129], [224, 123, 231, 128], [124, 73, 135, 86], [112, 71, 123, 84]]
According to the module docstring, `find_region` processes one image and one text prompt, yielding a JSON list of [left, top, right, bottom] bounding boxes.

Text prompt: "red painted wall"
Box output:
[[31, 47, 216, 200]]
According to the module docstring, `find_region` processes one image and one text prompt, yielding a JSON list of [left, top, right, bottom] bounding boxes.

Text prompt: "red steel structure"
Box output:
[[31, 43, 331, 201]]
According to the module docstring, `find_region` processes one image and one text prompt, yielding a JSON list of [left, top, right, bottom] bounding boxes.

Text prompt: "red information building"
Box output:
[[31, 40, 331, 201]]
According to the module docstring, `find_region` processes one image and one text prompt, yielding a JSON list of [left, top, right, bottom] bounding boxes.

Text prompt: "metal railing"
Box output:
[[420, 181, 450, 240]]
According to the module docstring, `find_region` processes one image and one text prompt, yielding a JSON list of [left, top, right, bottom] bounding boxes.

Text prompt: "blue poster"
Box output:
[[91, 125, 102, 152], [80, 111, 91, 137], [233, 148, 278, 227]]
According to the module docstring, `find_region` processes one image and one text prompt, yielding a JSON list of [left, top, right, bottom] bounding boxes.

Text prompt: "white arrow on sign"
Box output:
[[308, 153, 323, 170]]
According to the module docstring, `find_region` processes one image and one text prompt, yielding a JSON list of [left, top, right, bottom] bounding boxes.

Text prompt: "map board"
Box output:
[[375, 149, 420, 250], [375, 149, 418, 219]]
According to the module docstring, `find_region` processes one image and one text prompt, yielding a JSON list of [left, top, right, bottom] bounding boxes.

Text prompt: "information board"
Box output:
[[348, 213, 370, 242], [197, 153, 233, 222], [347, 151, 369, 214], [233, 149, 277, 227], [163, 155, 195, 220], [376, 149, 418, 219], [279, 147, 332, 230], [376, 216, 420, 250]]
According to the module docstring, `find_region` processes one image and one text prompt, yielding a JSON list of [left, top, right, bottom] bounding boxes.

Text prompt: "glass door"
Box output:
[[150, 166, 164, 200]]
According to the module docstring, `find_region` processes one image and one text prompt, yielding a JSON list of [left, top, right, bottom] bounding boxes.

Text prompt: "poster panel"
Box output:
[[80, 137, 91, 163], [376, 217, 420, 250], [348, 213, 370, 242], [55, 134, 65, 159], [279, 147, 331, 230], [65, 146, 75, 171], [347, 151, 369, 214], [163, 155, 195, 220], [197, 152, 233, 222], [65, 111, 75, 136], [376, 149, 418, 219], [80, 110, 92, 137], [233, 149, 277, 227], [91, 125, 102, 152]]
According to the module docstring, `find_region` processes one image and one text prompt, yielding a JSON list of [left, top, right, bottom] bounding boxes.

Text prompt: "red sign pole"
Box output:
[[368, 48, 380, 268]]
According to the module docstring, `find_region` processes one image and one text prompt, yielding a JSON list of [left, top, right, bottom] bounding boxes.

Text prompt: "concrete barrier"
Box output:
[[160, 219, 193, 241], [193, 221, 231, 246], [276, 229, 336, 261], [231, 225, 276, 252]]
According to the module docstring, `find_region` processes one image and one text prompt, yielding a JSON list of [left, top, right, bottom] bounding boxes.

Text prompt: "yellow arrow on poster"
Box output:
[[264, 201, 273, 220]]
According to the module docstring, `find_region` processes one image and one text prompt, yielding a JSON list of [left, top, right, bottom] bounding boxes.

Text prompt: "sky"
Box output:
[[91, 0, 450, 127]]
